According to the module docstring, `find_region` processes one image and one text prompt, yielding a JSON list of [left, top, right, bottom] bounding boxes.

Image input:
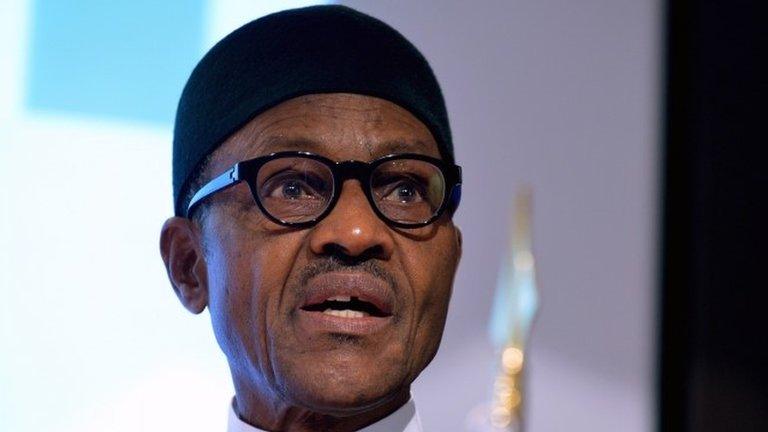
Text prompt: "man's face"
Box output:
[[196, 94, 461, 414]]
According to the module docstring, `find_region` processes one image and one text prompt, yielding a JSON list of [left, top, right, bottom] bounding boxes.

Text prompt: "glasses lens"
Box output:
[[257, 157, 334, 223], [371, 159, 446, 224]]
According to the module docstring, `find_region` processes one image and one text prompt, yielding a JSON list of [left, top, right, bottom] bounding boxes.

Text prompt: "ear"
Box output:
[[159, 217, 208, 314], [453, 224, 464, 264]]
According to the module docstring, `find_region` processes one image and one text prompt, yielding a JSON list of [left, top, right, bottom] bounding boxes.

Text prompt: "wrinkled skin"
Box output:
[[160, 94, 462, 431]]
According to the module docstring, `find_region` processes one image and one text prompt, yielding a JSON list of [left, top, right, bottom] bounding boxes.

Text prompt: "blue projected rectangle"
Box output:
[[26, 0, 205, 124]]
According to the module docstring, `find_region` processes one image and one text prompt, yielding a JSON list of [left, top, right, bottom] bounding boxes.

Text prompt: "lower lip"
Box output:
[[297, 309, 393, 335]]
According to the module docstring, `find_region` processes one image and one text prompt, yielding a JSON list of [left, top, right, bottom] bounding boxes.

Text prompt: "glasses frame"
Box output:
[[186, 151, 462, 229]]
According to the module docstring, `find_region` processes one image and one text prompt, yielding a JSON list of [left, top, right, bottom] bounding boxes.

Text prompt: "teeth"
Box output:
[[323, 309, 368, 318], [327, 295, 352, 302]]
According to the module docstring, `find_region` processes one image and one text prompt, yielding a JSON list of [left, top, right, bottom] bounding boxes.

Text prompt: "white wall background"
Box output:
[[1, 1, 661, 430]]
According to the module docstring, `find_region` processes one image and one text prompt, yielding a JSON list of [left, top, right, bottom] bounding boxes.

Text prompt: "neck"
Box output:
[[232, 385, 411, 432]]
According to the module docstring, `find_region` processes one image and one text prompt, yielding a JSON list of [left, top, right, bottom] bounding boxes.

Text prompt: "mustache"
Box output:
[[298, 256, 396, 289]]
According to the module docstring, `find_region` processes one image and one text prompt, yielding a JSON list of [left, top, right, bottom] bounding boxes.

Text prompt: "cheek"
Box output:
[[400, 230, 458, 348], [203, 217, 309, 375], [405, 231, 457, 308], [204, 231, 263, 368]]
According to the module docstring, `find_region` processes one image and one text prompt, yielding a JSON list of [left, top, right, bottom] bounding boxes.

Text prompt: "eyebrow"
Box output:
[[256, 136, 324, 154], [374, 139, 434, 156], [255, 136, 436, 158]]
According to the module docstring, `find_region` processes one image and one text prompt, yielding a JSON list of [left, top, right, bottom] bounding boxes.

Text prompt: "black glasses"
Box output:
[[187, 151, 462, 228]]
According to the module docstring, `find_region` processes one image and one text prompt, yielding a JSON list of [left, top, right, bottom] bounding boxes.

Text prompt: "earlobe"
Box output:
[[159, 217, 208, 314]]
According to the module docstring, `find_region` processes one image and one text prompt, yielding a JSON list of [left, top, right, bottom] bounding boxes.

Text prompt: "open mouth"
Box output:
[[301, 295, 391, 318]]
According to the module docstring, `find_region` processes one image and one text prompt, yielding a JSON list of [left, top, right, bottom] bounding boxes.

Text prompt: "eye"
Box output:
[[262, 172, 327, 200], [378, 177, 427, 203], [278, 180, 307, 199]]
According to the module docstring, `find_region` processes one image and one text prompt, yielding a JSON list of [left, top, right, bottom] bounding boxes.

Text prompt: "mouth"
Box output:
[[296, 272, 395, 335], [301, 295, 391, 318]]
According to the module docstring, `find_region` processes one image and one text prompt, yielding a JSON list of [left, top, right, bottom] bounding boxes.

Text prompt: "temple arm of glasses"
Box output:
[[186, 164, 241, 215]]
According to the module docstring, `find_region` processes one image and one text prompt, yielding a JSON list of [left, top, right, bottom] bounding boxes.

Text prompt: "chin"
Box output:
[[276, 350, 409, 415]]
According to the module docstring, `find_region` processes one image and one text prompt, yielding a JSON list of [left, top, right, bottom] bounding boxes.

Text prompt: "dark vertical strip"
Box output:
[[659, 1, 768, 431], [658, 0, 692, 429]]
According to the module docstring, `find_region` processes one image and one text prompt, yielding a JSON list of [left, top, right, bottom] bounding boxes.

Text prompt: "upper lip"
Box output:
[[299, 271, 394, 316]]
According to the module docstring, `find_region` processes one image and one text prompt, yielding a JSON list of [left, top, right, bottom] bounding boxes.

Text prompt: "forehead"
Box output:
[[209, 93, 440, 172]]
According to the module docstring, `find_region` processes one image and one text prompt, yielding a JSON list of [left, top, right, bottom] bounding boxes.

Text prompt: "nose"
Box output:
[[308, 180, 394, 260]]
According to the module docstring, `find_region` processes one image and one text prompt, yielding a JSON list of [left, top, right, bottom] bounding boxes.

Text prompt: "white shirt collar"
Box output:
[[227, 397, 422, 432]]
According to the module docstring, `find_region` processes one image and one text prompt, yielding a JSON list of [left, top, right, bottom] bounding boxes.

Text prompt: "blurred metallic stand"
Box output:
[[488, 187, 539, 431]]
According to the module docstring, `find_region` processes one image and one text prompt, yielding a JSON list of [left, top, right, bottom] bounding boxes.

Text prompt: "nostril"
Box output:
[[322, 244, 356, 264], [321, 243, 386, 264], [321, 243, 346, 257]]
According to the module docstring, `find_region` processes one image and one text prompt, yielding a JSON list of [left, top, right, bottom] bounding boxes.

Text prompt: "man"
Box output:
[[159, 5, 462, 431]]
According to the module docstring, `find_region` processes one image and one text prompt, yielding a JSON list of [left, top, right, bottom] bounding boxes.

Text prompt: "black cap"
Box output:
[[173, 5, 453, 216]]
